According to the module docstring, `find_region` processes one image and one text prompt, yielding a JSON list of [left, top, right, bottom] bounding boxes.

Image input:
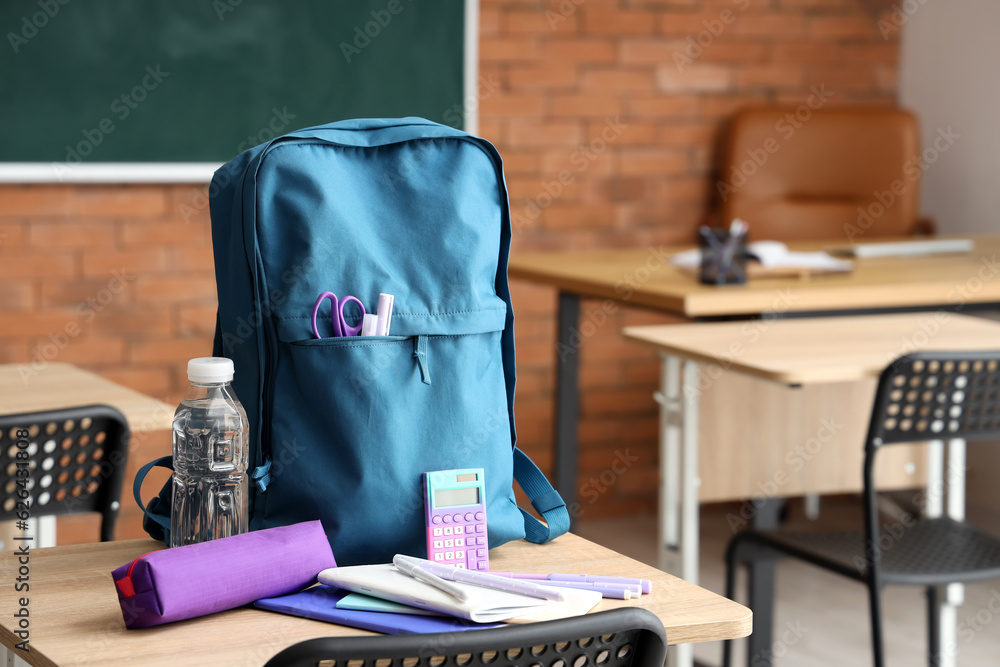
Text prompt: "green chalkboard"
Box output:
[[0, 0, 466, 164]]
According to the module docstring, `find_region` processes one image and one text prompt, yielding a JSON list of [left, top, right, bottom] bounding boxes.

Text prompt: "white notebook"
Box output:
[[671, 241, 853, 272], [826, 238, 974, 258], [319, 565, 602, 624]]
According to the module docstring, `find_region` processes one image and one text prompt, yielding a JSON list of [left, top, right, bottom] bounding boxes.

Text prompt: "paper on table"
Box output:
[[671, 241, 853, 272], [319, 565, 601, 624]]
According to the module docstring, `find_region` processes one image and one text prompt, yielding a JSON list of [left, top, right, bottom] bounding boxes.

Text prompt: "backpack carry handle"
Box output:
[[133, 456, 174, 543], [513, 448, 570, 543]]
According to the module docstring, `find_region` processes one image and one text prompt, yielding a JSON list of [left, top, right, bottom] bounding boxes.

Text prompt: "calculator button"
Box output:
[[434, 553, 444, 561], [432, 528, 443, 536], [464, 512, 474, 522], [477, 536, 485, 545], [477, 549, 486, 557], [475, 512, 485, 521], [444, 539, 454, 548], [456, 563, 466, 569], [477, 561, 487, 570], [432, 516, 442, 524], [443, 527, 453, 536], [456, 550, 465, 559], [442, 515, 452, 524], [434, 540, 443, 549], [445, 551, 454, 560], [475, 524, 484, 533], [454, 526, 463, 534], [455, 538, 464, 547]]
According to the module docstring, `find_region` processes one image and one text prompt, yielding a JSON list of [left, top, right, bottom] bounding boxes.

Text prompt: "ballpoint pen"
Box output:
[[395, 555, 565, 602], [392, 554, 468, 602]]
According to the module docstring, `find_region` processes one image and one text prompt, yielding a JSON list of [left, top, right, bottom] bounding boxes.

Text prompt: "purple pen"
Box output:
[[490, 572, 653, 595], [532, 581, 640, 600], [396, 556, 566, 602]]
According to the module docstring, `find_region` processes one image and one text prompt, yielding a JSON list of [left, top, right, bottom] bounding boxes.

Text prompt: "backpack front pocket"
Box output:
[[262, 330, 519, 565]]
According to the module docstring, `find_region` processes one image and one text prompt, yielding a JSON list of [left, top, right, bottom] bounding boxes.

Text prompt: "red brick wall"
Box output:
[[0, 0, 900, 541], [481, 0, 898, 519]]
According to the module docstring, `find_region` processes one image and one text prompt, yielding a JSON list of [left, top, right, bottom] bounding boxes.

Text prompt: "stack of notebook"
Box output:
[[256, 562, 604, 634]]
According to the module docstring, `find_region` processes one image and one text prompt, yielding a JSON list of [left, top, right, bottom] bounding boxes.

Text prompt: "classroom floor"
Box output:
[[576, 498, 1000, 667]]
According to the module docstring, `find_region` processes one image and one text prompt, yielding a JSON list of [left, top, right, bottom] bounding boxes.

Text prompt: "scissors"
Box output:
[[311, 291, 366, 338]]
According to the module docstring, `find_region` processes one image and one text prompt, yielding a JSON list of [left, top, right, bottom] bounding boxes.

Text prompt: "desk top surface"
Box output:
[[0, 363, 173, 432], [508, 235, 1000, 317], [0, 535, 750, 666], [624, 312, 1000, 384]]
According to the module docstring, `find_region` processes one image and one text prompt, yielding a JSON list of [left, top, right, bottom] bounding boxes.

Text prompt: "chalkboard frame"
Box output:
[[0, 0, 479, 183]]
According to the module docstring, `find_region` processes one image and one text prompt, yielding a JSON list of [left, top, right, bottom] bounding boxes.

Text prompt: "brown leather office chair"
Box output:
[[718, 107, 930, 241]]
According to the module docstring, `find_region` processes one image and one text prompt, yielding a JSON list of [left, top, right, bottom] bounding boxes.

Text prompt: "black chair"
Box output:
[[723, 352, 1000, 667], [264, 608, 668, 667], [0, 405, 130, 542]]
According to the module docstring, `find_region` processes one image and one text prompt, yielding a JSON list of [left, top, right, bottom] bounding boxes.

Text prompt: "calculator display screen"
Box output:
[[434, 487, 480, 507]]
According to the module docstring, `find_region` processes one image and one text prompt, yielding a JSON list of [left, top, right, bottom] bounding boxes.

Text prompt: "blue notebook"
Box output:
[[255, 585, 505, 634]]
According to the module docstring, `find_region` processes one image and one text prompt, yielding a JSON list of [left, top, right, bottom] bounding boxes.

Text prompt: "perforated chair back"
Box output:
[[866, 351, 1000, 449], [0, 405, 130, 542], [263, 608, 668, 667]]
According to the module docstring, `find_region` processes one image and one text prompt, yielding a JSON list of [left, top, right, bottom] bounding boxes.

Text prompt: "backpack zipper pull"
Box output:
[[413, 336, 431, 385]]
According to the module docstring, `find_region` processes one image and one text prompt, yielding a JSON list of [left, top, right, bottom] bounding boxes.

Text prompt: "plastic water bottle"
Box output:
[[170, 357, 250, 547]]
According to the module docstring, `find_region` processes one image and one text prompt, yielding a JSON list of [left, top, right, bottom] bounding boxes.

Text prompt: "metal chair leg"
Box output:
[[927, 586, 941, 667], [867, 581, 886, 667]]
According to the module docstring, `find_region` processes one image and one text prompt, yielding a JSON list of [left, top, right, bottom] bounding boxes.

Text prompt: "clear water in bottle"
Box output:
[[170, 357, 250, 547]]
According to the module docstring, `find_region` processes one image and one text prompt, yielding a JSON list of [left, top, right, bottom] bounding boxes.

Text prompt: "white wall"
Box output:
[[899, 0, 1000, 234], [899, 1, 1000, 516]]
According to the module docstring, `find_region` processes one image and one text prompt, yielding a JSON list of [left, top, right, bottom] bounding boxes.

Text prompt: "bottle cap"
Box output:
[[187, 357, 235, 383]]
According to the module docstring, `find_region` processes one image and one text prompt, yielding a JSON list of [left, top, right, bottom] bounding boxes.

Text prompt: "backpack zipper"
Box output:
[[247, 130, 506, 488]]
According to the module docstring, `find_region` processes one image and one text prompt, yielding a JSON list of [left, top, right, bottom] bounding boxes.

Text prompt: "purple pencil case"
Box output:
[[112, 520, 336, 629]]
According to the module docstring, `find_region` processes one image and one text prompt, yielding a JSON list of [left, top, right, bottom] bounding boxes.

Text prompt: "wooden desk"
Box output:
[[624, 312, 1000, 667], [508, 235, 1000, 512], [0, 363, 174, 547], [0, 535, 751, 667], [0, 363, 173, 433]]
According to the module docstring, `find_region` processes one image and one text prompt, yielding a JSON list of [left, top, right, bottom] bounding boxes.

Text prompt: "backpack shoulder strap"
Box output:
[[513, 447, 570, 543], [134, 456, 174, 542]]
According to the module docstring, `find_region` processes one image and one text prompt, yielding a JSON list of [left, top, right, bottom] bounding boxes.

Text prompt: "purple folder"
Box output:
[[112, 520, 336, 629], [255, 585, 505, 634]]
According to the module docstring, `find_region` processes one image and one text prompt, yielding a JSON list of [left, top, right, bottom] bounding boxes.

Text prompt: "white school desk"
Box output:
[[0, 534, 751, 666], [624, 312, 1000, 667]]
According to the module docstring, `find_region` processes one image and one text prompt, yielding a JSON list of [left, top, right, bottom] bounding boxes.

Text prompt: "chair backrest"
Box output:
[[866, 351, 1000, 450], [859, 351, 1000, 580], [719, 107, 921, 241], [263, 608, 668, 667], [0, 404, 130, 542]]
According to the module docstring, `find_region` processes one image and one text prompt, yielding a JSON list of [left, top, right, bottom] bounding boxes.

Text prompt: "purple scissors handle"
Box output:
[[311, 291, 367, 339]]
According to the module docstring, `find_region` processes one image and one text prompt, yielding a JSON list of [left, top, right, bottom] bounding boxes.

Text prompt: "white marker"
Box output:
[[360, 313, 379, 336], [375, 293, 394, 336]]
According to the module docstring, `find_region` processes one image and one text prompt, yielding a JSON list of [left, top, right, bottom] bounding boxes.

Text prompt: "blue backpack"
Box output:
[[137, 118, 569, 564]]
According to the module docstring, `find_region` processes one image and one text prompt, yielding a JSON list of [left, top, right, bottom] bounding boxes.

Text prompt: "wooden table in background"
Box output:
[[508, 234, 1000, 512], [0, 363, 173, 431], [511, 235, 1000, 667], [0, 534, 751, 667], [624, 312, 1000, 667], [0, 363, 173, 546]]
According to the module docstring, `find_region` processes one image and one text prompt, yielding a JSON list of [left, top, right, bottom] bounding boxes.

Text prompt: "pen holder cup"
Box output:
[[699, 228, 748, 286]]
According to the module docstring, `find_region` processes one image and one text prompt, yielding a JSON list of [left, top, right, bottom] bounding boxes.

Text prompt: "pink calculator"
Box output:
[[423, 468, 488, 570]]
